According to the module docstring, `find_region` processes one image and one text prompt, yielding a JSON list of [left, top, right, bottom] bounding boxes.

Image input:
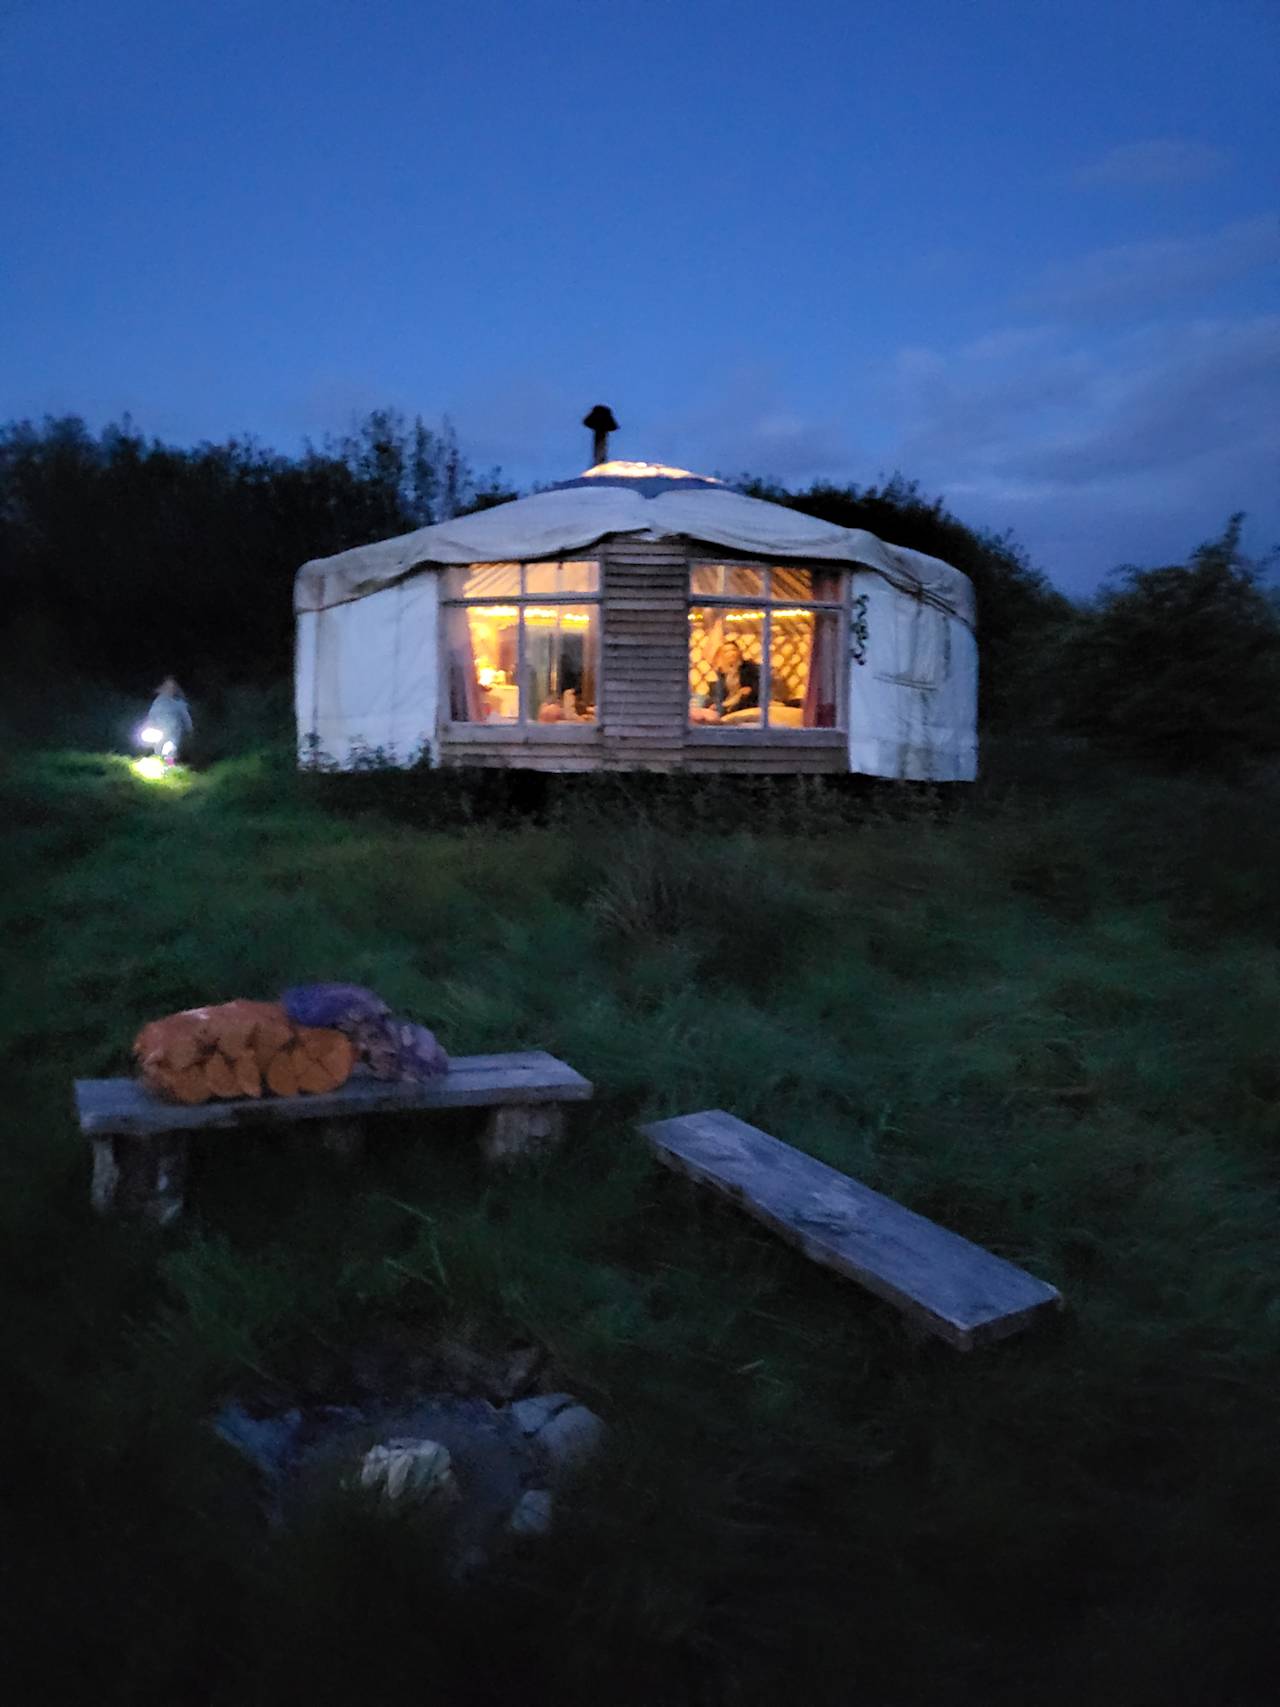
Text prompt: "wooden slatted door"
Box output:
[[600, 536, 689, 770]]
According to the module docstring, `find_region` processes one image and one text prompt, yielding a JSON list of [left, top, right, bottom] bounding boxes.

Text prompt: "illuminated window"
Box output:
[[688, 563, 844, 729], [445, 562, 600, 725]]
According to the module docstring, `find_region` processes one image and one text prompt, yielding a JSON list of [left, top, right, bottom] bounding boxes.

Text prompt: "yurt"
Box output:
[[294, 415, 977, 780]]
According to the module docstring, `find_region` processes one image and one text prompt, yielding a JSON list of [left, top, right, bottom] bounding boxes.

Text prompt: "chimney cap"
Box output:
[[582, 404, 618, 433]]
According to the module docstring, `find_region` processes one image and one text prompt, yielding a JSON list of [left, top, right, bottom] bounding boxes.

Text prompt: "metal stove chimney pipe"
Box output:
[[582, 404, 618, 465]]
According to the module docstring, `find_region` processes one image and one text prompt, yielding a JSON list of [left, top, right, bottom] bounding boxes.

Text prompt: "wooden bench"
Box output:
[[76, 1051, 593, 1224], [641, 1109, 1061, 1350]]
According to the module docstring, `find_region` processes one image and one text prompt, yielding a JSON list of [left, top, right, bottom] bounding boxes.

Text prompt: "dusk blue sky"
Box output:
[[3, 0, 1277, 594]]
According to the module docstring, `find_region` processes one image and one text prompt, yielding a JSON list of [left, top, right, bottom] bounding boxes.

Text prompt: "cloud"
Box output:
[[1022, 215, 1280, 320], [1007, 318, 1280, 487], [1071, 138, 1231, 190], [884, 314, 1280, 592], [645, 371, 857, 483]]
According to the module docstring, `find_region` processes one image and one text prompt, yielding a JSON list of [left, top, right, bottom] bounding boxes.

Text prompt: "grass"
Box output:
[[1, 748, 1278, 1705]]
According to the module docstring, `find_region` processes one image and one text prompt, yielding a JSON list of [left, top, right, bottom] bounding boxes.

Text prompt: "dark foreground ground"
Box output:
[[1, 750, 1277, 1706]]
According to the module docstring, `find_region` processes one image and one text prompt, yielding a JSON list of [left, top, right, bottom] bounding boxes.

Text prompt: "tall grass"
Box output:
[[1, 751, 1278, 1705]]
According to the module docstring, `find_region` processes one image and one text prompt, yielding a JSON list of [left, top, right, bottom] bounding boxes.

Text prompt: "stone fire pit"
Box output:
[[212, 1339, 604, 1574]]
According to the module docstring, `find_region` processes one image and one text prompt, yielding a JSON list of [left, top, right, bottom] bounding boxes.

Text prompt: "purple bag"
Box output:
[[350, 1016, 450, 1083], [281, 984, 390, 1029], [281, 984, 449, 1083]]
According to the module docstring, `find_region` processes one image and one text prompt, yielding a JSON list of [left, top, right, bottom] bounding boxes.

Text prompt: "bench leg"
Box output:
[[478, 1103, 565, 1166], [91, 1135, 189, 1225]]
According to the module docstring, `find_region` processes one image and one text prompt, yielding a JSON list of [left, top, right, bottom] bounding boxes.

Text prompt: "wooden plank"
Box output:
[[640, 1110, 1062, 1350], [440, 739, 602, 763], [606, 661, 683, 672], [600, 756, 681, 771], [76, 1051, 593, 1138], [607, 721, 684, 732], [685, 728, 846, 748], [607, 548, 689, 559], [444, 755, 606, 772], [606, 551, 689, 563], [603, 709, 684, 722], [601, 743, 686, 756], [602, 732, 685, 744], [604, 709, 684, 721], [603, 709, 684, 721], [607, 541, 689, 551], [604, 712, 685, 724], [683, 752, 847, 775], [607, 588, 685, 597], [443, 726, 602, 743], [607, 597, 687, 609], [441, 758, 602, 772], [441, 740, 602, 754]]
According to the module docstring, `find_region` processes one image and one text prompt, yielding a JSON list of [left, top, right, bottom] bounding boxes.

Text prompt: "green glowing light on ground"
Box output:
[[131, 757, 191, 786]]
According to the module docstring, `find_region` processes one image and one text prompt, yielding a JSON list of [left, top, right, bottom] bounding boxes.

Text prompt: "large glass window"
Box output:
[[688, 563, 844, 728], [445, 561, 600, 725]]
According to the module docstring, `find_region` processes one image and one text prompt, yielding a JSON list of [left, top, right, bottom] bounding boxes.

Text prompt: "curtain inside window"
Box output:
[[802, 572, 841, 727], [445, 603, 482, 721]]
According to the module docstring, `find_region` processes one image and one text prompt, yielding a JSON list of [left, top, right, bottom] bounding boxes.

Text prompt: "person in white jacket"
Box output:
[[145, 676, 193, 763]]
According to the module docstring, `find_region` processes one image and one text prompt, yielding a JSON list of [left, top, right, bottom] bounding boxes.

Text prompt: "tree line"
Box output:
[[1, 410, 1275, 767]]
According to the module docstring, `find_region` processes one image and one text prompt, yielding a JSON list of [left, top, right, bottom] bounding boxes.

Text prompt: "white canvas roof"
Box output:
[[294, 469, 975, 626]]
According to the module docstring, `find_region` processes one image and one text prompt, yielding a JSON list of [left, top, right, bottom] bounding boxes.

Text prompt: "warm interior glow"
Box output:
[[453, 602, 597, 725], [524, 607, 592, 626], [689, 608, 807, 623], [578, 460, 722, 484]]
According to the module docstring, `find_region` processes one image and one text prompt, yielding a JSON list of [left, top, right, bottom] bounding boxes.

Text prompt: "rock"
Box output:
[[360, 1438, 460, 1505], [510, 1393, 577, 1437], [535, 1406, 605, 1481], [507, 1394, 606, 1483], [507, 1488, 553, 1538]]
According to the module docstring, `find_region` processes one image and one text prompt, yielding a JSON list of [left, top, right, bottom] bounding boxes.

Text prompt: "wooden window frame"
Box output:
[[442, 559, 602, 734], [687, 560, 848, 734]]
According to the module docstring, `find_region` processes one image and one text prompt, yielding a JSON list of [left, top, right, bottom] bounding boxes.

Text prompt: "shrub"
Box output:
[[1063, 516, 1280, 771]]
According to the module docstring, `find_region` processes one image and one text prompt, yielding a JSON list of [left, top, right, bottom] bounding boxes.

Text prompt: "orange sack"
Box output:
[[133, 1000, 355, 1104]]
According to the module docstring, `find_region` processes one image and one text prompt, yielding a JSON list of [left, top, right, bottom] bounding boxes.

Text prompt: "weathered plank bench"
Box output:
[[641, 1109, 1061, 1350], [77, 1051, 593, 1224]]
